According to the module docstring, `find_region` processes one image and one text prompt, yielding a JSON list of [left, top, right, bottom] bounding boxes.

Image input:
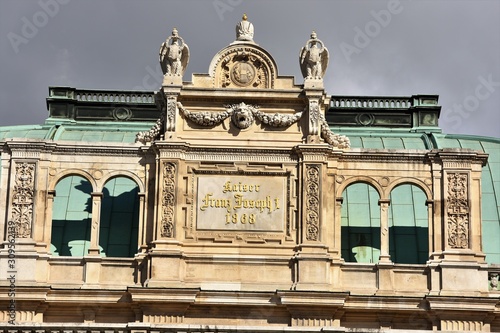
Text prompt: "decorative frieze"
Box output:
[[160, 162, 176, 238], [446, 172, 470, 249], [305, 164, 320, 241], [177, 102, 303, 129], [10, 162, 35, 238]]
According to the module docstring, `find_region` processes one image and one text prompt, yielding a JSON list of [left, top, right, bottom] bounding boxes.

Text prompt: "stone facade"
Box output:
[[0, 16, 499, 332]]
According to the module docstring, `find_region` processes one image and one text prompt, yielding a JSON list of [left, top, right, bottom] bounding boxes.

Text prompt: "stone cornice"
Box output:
[[427, 148, 489, 166], [153, 142, 299, 163], [338, 148, 488, 165], [3, 140, 143, 157]]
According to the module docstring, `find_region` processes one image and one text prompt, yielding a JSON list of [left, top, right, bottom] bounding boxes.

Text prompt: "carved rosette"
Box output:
[[160, 162, 176, 238], [305, 165, 320, 241], [446, 172, 469, 249], [10, 162, 35, 238]]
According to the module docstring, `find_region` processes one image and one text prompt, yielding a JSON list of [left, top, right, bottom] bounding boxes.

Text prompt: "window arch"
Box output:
[[388, 184, 428, 264], [51, 175, 92, 256], [99, 176, 140, 257], [341, 182, 381, 263]]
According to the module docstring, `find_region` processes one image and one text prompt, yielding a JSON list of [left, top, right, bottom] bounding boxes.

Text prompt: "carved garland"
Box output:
[[10, 162, 35, 238], [178, 102, 303, 129], [446, 172, 469, 249], [319, 112, 350, 149], [136, 115, 164, 144], [305, 164, 320, 241], [160, 162, 176, 238]]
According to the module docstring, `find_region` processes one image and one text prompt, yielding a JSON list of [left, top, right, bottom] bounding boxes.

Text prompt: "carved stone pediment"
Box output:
[[208, 44, 277, 89]]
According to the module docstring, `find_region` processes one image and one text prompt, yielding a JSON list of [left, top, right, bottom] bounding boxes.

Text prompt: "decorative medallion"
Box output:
[[211, 46, 274, 89], [230, 61, 256, 87], [112, 107, 132, 121], [379, 176, 390, 187], [356, 113, 375, 126]]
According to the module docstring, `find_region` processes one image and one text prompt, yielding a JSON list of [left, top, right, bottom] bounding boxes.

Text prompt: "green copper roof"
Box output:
[[0, 122, 154, 143]]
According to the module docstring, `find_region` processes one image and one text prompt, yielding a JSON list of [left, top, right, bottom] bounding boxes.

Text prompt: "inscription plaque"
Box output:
[[196, 175, 286, 231]]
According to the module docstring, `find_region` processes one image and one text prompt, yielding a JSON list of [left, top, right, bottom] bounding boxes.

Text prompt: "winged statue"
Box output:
[[299, 31, 329, 80], [159, 28, 189, 76]]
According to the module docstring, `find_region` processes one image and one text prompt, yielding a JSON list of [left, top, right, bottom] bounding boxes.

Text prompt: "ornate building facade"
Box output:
[[0, 16, 499, 332]]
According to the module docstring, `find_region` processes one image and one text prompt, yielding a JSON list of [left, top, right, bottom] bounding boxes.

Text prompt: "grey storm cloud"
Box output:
[[1, 0, 499, 138]]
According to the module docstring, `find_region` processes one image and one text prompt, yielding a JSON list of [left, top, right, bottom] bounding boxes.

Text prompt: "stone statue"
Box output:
[[236, 13, 254, 41], [160, 28, 190, 76], [299, 31, 329, 79]]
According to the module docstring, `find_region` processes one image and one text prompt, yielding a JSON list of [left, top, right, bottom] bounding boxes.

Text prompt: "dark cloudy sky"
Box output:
[[1, 0, 499, 138]]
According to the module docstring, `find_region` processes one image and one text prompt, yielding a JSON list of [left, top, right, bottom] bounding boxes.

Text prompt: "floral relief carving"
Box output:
[[305, 164, 320, 241], [161, 162, 176, 238], [165, 96, 177, 132], [10, 162, 35, 238], [447, 172, 469, 249]]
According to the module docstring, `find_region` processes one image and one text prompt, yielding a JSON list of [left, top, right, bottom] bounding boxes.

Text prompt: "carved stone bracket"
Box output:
[[10, 162, 35, 238], [308, 100, 320, 138], [305, 164, 321, 242], [160, 162, 176, 238], [446, 172, 470, 249]]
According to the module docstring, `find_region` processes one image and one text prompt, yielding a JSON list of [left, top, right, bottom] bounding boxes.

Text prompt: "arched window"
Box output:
[[51, 175, 92, 256], [99, 177, 139, 257], [388, 184, 428, 264], [341, 183, 381, 263]]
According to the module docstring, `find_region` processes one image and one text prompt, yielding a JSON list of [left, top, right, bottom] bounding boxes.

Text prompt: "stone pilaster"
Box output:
[[303, 79, 325, 144], [159, 79, 182, 140], [293, 144, 332, 290], [427, 149, 489, 296], [88, 192, 103, 256]]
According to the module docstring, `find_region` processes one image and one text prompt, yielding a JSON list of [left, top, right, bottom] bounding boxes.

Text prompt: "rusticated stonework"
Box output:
[[10, 162, 35, 238], [446, 172, 469, 249], [160, 162, 176, 238], [305, 164, 320, 241]]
